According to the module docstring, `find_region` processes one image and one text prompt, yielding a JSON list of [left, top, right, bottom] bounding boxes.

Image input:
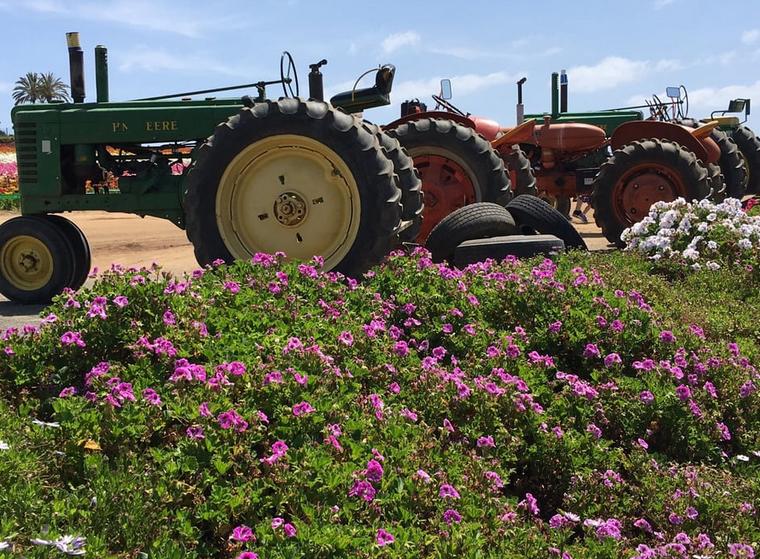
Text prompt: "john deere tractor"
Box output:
[[2, 33, 423, 304]]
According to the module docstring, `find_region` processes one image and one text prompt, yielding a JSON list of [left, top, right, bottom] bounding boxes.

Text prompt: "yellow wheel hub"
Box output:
[[0, 235, 53, 291], [216, 134, 361, 269]]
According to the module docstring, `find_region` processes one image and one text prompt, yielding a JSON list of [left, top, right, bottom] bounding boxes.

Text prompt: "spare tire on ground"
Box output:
[[425, 202, 518, 263], [506, 194, 587, 251], [452, 235, 565, 268]]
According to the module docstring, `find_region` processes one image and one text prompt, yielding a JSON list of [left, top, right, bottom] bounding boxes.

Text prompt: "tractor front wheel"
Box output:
[[184, 98, 402, 278], [0, 216, 76, 304], [386, 118, 511, 242], [591, 139, 710, 247]]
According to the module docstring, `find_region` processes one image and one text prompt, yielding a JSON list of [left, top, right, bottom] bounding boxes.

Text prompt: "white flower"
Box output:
[[682, 248, 700, 261], [697, 222, 709, 233], [0, 540, 10, 551], [738, 238, 752, 250], [0, 440, 8, 451], [707, 240, 718, 250], [31, 419, 61, 428], [706, 261, 721, 271]]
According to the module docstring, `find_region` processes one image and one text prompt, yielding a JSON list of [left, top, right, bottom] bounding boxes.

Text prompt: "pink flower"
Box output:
[[415, 469, 432, 484], [717, 422, 732, 441], [634, 518, 652, 532], [603, 353, 622, 367], [60, 331, 86, 348], [162, 309, 176, 326], [113, 295, 128, 308], [728, 543, 755, 558], [230, 525, 254, 542], [637, 438, 649, 450], [348, 479, 376, 502], [199, 402, 211, 417], [586, 423, 602, 439], [639, 390, 655, 404], [217, 409, 248, 432], [476, 435, 495, 448], [439, 483, 460, 499], [236, 553, 258, 559], [583, 343, 600, 358], [271, 517, 284, 529], [283, 523, 296, 538], [443, 509, 462, 524], [376, 528, 395, 546], [338, 331, 354, 346], [518, 492, 540, 516], [58, 386, 77, 398], [675, 384, 691, 401], [659, 330, 676, 343], [365, 459, 384, 482], [292, 401, 315, 417], [186, 426, 204, 439], [142, 388, 161, 406]]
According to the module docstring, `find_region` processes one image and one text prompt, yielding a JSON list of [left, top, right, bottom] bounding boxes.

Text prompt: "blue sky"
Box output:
[[1, 0, 759, 135]]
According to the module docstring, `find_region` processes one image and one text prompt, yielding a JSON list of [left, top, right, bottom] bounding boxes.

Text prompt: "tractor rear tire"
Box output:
[[679, 121, 746, 199], [425, 202, 519, 263], [184, 98, 402, 278], [707, 163, 726, 202], [0, 216, 76, 304], [591, 139, 710, 247], [386, 118, 511, 242], [506, 194, 587, 251], [370, 125, 424, 243], [503, 147, 538, 197], [732, 125, 760, 195]]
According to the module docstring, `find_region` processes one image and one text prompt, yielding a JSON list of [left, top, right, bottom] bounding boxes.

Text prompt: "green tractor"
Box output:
[[2, 33, 423, 304]]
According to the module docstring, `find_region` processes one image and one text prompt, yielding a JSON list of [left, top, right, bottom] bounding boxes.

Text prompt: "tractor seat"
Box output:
[[330, 65, 396, 114]]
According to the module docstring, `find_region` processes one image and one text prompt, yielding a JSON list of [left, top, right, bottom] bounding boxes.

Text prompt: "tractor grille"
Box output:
[[14, 122, 38, 184]]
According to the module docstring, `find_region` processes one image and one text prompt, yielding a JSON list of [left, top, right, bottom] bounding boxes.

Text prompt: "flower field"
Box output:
[[0, 143, 17, 195], [0, 249, 757, 557]]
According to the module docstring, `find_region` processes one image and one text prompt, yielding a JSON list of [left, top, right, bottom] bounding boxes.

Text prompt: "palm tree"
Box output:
[[12, 72, 40, 105], [37, 72, 70, 103], [12, 72, 69, 105]]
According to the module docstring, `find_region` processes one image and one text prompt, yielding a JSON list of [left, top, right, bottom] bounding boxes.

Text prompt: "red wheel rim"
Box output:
[[612, 162, 686, 224], [413, 153, 477, 241]]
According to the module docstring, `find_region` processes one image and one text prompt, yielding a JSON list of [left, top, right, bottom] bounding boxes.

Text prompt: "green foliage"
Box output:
[[0, 251, 757, 558]]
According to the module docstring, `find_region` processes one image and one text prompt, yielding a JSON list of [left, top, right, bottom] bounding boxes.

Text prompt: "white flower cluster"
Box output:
[[621, 198, 760, 270], [0, 151, 15, 164]]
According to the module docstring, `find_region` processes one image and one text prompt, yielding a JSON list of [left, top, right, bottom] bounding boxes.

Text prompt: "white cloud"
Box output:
[[567, 56, 682, 93], [653, 0, 676, 9], [742, 29, 760, 45], [0, 82, 10, 94], [382, 31, 420, 54], [16, 0, 238, 37], [117, 46, 252, 78], [390, 72, 518, 101]]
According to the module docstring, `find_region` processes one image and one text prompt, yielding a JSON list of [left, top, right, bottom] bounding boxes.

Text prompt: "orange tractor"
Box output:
[[389, 74, 725, 246]]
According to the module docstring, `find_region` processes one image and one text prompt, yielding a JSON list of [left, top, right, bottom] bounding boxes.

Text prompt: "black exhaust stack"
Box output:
[[66, 32, 85, 103], [308, 59, 327, 101]]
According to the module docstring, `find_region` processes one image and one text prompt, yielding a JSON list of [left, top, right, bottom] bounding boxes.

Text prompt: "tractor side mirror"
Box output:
[[727, 99, 746, 113], [440, 79, 452, 100], [665, 86, 681, 99]]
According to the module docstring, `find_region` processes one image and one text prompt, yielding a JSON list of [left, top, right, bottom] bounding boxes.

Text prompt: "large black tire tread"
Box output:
[[183, 97, 402, 278], [44, 215, 91, 291], [732, 125, 760, 195], [0, 216, 76, 304], [453, 234, 565, 267], [425, 202, 519, 263], [370, 125, 424, 243], [591, 139, 710, 247], [707, 163, 726, 202], [679, 121, 746, 199], [503, 147, 537, 197], [507, 194, 587, 251], [386, 117, 512, 207]]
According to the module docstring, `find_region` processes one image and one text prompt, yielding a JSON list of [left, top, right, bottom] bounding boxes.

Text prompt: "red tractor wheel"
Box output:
[[386, 118, 511, 242], [591, 139, 710, 247]]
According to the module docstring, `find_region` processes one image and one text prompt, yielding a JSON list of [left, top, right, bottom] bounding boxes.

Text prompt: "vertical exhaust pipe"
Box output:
[[516, 77, 527, 124], [560, 69, 568, 113], [551, 72, 559, 118], [95, 45, 109, 102], [66, 32, 85, 103]]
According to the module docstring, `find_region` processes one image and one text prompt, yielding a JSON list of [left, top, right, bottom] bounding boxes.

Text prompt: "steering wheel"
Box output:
[[678, 85, 689, 119], [432, 94, 466, 117], [280, 51, 300, 98]]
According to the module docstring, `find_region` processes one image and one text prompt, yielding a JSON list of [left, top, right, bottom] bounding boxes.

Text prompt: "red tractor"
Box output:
[[390, 76, 723, 246]]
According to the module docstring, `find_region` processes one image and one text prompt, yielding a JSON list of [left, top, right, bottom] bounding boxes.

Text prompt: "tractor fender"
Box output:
[[469, 116, 501, 140], [384, 111, 476, 131], [610, 120, 718, 164]]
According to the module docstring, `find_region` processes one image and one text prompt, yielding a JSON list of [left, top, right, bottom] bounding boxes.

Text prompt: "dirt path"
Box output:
[[0, 210, 613, 330]]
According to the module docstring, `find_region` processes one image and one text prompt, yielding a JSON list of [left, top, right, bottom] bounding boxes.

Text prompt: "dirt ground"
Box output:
[[0, 210, 613, 330]]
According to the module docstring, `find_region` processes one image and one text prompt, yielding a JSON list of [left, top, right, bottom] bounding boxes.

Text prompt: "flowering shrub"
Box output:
[[621, 197, 760, 272], [0, 252, 757, 557]]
